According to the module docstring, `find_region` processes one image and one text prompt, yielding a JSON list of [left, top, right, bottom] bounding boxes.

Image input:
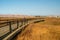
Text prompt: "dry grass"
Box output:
[[13, 17, 60, 40], [45, 17, 60, 25]]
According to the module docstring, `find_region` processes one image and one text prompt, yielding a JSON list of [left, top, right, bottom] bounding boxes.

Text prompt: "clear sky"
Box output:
[[0, 0, 60, 16]]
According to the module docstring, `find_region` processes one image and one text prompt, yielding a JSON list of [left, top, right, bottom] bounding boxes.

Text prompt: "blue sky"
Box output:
[[0, 0, 60, 16]]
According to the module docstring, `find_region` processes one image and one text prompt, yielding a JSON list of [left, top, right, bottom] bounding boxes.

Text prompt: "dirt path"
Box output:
[[13, 21, 60, 40]]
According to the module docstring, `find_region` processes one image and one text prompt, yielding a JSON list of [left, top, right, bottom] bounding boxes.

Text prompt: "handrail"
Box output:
[[0, 18, 28, 39], [0, 18, 40, 40]]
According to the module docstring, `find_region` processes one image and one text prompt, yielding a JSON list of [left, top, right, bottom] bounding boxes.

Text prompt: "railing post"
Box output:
[[17, 20, 19, 28], [23, 19, 24, 25], [21, 20, 23, 26], [9, 21, 12, 33], [23, 19, 25, 25], [26, 19, 27, 23]]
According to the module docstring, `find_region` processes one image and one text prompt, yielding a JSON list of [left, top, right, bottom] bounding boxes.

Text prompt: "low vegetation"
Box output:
[[13, 17, 60, 40]]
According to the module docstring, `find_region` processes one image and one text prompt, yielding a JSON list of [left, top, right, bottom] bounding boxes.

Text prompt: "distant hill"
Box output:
[[0, 14, 35, 18]]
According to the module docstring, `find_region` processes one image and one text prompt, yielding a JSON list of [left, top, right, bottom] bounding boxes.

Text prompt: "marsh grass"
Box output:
[[13, 17, 60, 40]]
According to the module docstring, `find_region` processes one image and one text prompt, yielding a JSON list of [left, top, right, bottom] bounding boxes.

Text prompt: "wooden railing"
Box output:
[[0, 18, 40, 40]]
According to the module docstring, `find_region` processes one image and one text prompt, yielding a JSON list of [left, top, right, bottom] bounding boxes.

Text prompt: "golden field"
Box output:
[[13, 17, 60, 40]]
